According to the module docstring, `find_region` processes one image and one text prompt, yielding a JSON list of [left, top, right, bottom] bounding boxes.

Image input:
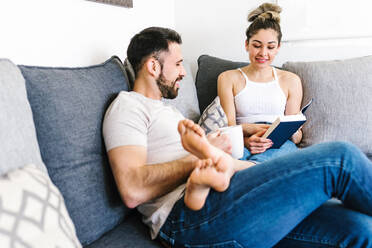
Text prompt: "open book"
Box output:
[[262, 99, 313, 149]]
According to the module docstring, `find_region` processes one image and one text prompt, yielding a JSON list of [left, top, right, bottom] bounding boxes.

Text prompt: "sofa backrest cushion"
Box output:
[[0, 59, 46, 175], [19, 56, 130, 245], [283, 55, 372, 157], [195, 55, 249, 114]]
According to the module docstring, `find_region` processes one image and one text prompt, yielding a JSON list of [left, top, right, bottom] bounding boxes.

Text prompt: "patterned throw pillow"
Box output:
[[0, 164, 81, 248], [198, 96, 228, 134]]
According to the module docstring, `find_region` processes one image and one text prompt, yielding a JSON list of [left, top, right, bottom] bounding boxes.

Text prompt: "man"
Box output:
[[103, 27, 372, 247]]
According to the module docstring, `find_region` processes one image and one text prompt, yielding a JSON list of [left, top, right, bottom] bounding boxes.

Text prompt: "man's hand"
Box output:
[[207, 130, 232, 155], [244, 130, 273, 154]]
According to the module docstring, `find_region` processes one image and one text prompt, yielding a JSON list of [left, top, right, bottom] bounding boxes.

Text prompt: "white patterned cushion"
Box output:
[[198, 96, 228, 133], [0, 164, 81, 248]]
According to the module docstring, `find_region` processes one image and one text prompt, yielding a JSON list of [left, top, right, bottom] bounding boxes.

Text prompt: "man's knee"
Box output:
[[317, 141, 362, 158]]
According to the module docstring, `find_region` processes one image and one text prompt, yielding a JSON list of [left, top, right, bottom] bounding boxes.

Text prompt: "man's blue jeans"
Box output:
[[159, 142, 372, 247]]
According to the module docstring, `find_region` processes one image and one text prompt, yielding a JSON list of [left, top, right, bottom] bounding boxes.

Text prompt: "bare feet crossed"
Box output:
[[178, 119, 235, 210]]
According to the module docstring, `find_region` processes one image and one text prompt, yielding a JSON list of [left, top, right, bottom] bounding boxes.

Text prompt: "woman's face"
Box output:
[[246, 28, 280, 67]]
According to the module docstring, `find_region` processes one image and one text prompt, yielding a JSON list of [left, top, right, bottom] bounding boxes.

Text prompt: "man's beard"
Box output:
[[156, 73, 182, 99]]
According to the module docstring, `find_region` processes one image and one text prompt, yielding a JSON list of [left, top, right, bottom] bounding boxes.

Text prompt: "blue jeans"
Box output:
[[241, 140, 298, 164], [159, 142, 372, 247]]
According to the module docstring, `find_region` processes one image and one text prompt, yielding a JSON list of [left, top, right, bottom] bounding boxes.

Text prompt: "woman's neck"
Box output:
[[244, 64, 274, 82]]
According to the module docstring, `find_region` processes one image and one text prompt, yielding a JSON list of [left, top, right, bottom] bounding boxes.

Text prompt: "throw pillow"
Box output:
[[163, 61, 200, 122], [0, 164, 81, 248], [283, 55, 372, 156], [0, 59, 45, 175], [195, 55, 249, 113], [19, 56, 130, 245], [198, 96, 228, 134]]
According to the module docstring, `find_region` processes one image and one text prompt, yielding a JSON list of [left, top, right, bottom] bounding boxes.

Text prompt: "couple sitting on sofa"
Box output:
[[102, 4, 372, 248]]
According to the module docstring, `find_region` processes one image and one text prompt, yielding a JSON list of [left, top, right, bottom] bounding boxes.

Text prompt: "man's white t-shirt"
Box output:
[[103, 91, 189, 239]]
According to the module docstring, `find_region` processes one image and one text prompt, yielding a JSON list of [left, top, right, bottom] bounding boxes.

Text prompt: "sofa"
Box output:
[[0, 53, 371, 248]]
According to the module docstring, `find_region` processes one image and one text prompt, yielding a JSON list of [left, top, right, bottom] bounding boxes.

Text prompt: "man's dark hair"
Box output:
[[127, 27, 182, 77]]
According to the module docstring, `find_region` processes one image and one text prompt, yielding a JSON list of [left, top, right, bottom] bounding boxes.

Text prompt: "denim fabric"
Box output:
[[159, 142, 372, 247], [19, 56, 130, 245], [241, 140, 298, 164]]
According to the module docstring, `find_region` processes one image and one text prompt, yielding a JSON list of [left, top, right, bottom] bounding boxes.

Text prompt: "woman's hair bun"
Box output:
[[248, 3, 282, 24]]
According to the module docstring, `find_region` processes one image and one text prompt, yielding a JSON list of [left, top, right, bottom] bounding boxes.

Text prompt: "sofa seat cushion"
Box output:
[[0, 59, 45, 175], [283, 55, 372, 156], [85, 212, 162, 248], [19, 56, 130, 245]]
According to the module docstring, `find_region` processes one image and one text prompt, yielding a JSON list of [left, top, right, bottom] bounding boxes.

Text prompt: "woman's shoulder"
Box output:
[[218, 68, 243, 83], [276, 68, 301, 85]]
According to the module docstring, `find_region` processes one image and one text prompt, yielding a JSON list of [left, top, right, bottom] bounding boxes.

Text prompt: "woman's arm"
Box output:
[[281, 70, 303, 144], [217, 71, 237, 127]]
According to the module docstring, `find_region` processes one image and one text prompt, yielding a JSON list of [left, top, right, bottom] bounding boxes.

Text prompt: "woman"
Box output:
[[218, 3, 302, 163]]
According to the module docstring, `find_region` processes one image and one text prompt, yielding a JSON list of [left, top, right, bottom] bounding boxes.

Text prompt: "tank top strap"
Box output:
[[272, 67, 278, 81], [237, 68, 249, 83]]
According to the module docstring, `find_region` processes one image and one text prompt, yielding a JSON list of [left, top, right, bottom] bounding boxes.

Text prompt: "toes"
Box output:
[[178, 120, 187, 134]]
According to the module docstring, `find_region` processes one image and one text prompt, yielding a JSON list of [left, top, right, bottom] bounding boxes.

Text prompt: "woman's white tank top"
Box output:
[[234, 67, 287, 124]]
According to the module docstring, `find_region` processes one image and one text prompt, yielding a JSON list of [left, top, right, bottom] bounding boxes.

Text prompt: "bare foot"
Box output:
[[185, 158, 232, 210], [178, 119, 214, 160], [178, 119, 236, 210]]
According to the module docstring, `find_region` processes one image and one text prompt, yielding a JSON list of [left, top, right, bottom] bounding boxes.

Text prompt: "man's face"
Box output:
[[156, 43, 186, 99]]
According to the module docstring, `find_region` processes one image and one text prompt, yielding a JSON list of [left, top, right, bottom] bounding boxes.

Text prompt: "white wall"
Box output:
[[175, 0, 372, 76], [0, 0, 174, 66], [2, 0, 372, 72]]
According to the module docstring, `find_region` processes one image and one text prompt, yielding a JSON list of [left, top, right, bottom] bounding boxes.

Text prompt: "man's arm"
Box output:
[[108, 145, 196, 208]]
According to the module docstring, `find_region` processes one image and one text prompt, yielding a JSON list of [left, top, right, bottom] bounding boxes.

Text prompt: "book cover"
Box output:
[[262, 99, 313, 149]]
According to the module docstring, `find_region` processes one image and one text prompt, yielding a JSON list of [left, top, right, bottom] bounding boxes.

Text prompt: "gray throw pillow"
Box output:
[[283, 56, 372, 156], [0, 59, 45, 175], [163, 61, 200, 122], [195, 55, 249, 113], [198, 97, 228, 134], [19, 56, 130, 245]]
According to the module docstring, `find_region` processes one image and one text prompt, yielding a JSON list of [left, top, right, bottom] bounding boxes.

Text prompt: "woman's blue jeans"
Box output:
[[241, 139, 298, 164], [159, 142, 372, 247]]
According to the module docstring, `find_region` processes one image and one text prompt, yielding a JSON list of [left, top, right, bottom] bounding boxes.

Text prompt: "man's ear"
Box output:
[[145, 57, 161, 78]]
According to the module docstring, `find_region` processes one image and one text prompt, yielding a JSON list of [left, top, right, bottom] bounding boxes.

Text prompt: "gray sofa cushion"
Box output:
[[0, 59, 45, 175], [283, 56, 372, 156], [19, 56, 130, 246], [86, 212, 162, 248], [195, 55, 249, 113]]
